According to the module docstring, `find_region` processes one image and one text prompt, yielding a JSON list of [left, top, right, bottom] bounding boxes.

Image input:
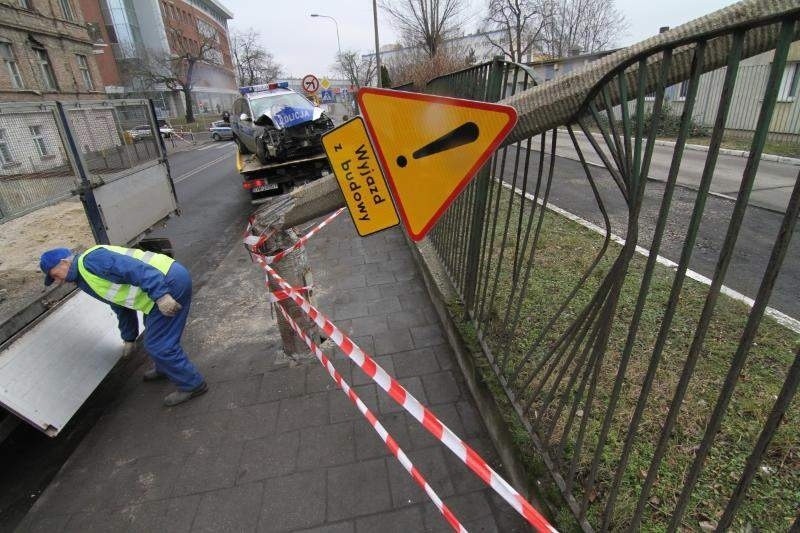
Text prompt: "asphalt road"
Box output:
[[532, 131, 799, 213], [501, 143, 800, 320], [0, 140, 249, 532], [149, 141, 247, 290]]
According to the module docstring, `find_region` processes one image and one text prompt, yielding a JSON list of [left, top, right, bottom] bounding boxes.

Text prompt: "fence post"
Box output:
[[463, 58, 504, 314], [55, 102, 109, 244]]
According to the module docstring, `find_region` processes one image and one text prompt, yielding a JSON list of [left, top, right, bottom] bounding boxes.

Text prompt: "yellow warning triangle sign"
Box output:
[[358, 87, 517, 241]]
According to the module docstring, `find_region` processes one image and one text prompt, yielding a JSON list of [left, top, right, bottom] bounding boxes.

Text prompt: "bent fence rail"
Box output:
[[423, 1, 800, 531]]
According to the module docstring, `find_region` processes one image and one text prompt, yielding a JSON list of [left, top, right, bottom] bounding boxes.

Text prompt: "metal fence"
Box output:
[[423, 12, 800, 533], [0, 99, 161, 221]]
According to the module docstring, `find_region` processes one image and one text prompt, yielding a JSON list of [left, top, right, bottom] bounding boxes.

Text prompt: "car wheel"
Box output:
[[235, 136, 250, 155], [212, 133, 220, 141]]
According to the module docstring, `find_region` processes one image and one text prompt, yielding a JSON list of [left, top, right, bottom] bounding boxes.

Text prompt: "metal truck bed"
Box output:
[[0, 292, 141, 435], [237, 152, 328, 175]]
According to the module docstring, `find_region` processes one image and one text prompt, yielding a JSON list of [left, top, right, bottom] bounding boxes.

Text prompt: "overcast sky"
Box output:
[[224, 0, 737, 80]]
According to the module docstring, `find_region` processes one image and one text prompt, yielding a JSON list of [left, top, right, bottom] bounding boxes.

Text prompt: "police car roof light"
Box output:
[[239, 81, 290, 94]]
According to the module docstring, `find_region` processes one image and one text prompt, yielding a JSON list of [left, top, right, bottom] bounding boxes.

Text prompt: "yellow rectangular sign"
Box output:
[[322, 117, 399, 237]]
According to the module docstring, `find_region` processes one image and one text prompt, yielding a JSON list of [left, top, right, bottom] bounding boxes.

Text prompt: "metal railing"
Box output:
[[423, 9, 800, 532]]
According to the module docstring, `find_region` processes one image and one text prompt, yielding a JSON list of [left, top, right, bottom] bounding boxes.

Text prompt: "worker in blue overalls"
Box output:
[[39, 245, 207, 407]]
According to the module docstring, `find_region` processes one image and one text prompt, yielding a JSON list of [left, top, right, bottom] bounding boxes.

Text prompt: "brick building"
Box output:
[[77, 0, 237, 119], [0, 0, 116, 181], [0, 0, 103, 102]]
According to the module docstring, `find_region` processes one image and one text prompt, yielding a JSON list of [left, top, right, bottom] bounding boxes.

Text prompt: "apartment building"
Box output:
[[77, 0, 237, 118], [0, 0, 103, 101]]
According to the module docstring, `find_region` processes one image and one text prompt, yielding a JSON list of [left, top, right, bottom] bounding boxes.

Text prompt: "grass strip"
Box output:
[[439, 186, 799, 531]]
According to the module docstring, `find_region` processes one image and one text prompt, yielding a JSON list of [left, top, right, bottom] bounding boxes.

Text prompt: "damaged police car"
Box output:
[[232, 82, 334, 165]]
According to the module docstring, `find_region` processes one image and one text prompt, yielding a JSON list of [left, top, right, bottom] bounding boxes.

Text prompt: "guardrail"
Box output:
[[422, 3, 800, 531]]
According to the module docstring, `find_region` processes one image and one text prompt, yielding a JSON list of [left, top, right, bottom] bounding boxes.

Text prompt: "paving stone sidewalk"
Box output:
[[17, 214, 527, 532]]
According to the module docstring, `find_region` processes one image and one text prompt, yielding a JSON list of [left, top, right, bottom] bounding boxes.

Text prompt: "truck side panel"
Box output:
[[0, 292, 142, 436], [93, 162, 177, 245]]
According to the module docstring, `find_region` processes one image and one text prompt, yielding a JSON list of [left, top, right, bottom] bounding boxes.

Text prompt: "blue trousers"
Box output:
[[144, 263, 204, 391]]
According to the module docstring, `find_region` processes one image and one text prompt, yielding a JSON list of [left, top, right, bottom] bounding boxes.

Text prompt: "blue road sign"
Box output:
[[321, 89, 335, 103]]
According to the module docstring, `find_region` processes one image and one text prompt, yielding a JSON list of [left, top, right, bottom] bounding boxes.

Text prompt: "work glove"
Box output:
[[156, 294, 182, 317], [122, 340, 136, 357]]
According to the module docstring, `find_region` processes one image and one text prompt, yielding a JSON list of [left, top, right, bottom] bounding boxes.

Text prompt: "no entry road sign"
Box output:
[[302, 74, 320, 94]]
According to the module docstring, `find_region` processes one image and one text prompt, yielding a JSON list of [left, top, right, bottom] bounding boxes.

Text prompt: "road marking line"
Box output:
[[501, 181, 800, 334], [174, 151, 233, 183]]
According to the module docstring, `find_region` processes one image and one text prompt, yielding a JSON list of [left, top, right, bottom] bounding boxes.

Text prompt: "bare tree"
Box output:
[[381, 0, 467, 58], [334, 50, 377, 89], [384, 47, 470, 89], [483, 0, 553, 62], [231, 28, 282, 86], [543, 0, 627, 58], [125, 18, 222, 123]]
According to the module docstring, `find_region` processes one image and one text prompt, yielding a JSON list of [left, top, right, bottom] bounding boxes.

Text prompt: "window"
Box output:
[[778, 62, 799, 102], [0, 42, 23, 89], [76, 54, 94, 91], [33, 48, 57, 91], [0, 129, 14, 165], [29, 125, 49, 157], [59, 0, 75, 21]]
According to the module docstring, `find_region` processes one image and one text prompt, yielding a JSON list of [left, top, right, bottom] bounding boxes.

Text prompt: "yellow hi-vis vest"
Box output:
[[77, 245, 174, 314]]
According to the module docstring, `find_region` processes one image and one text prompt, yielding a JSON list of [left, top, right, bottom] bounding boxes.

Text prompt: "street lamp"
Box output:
[[372, 0, 381, 87], [310, 13, 342, 58]]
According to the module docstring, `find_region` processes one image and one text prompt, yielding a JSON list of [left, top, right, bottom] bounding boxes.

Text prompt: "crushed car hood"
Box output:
[[259, 107, 325, 129]]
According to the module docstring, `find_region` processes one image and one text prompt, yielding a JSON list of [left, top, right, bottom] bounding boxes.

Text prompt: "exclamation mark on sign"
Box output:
[[396, 122, 479, 168]]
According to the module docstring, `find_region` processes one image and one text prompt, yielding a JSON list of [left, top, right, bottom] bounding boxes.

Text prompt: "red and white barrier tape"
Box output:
[[256, 259, 556, 533], [269, 286, 312, 303], [245, 207, 345, 263], [275, 302, 467, 533]]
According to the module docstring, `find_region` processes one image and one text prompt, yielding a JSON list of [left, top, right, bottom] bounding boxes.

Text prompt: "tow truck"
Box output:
[[232, 82, 334, 203]]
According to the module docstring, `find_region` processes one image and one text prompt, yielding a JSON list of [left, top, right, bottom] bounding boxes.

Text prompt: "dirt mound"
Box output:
[[0, 199, 94, 324]]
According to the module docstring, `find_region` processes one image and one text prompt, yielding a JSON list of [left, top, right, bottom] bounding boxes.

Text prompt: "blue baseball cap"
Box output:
[[39, 248, 72, 286]]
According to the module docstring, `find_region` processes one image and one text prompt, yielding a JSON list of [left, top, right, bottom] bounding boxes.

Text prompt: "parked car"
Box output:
[[156, 120, 174, 138], [127, 124, 153, 141], [209, 120, 233, 141], [127, 122, 173, 141], [231, 81, 334, 165]]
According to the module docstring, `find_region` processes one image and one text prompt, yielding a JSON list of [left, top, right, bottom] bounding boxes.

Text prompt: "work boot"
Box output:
[[143, 367, 167, 382], [163, 381, 208, 407]]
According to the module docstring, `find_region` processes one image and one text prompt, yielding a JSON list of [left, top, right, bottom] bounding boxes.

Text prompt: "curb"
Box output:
[[556, 128, 800, 166], [652, 138, 800, 166]]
